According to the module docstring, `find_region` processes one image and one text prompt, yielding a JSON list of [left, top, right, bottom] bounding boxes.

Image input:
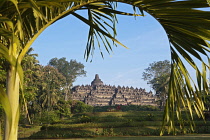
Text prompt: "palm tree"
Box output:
[[0, 0, 209, 139], [39, 92, 60, 111]]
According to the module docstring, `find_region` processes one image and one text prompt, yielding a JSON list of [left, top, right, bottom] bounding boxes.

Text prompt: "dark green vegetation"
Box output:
[[17, 110, 210, 139]]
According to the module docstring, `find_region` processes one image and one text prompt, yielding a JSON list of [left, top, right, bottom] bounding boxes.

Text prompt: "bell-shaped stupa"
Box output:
[[91, 74, 103, 86]]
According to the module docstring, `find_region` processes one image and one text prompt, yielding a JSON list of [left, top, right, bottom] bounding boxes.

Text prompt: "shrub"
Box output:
[[40, 124, 48, 130], [204, 111, 210, 120], [79, 115, 92, 123], [195, 126, 210, 133], [146, 113, 154, 121], [40, 111, 59, 124], [71, 101, 93, 113]]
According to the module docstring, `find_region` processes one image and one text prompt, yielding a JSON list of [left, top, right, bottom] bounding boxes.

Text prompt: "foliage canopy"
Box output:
[[142, 60, 171, 109]]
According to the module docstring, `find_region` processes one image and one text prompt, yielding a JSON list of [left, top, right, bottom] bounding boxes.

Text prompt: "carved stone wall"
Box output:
[[71, 74, 157, 106]]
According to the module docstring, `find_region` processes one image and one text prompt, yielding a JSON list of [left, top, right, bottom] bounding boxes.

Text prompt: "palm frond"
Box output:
[[77, 2, 142, 60], [130, 0, 209, 134]]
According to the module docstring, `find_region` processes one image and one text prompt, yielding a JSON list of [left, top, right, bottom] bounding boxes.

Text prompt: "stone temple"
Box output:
[[71, 74, 158, 106]]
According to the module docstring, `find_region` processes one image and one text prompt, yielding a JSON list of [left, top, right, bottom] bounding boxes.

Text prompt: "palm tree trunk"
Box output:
[[4, 65, 20, 140], [64, 85, 69, 101]]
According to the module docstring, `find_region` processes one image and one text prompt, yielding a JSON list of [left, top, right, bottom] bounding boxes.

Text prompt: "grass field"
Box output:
[[94, 135, 210, 140], [21, 135, 210, 140], [21, 111, 210, 139]]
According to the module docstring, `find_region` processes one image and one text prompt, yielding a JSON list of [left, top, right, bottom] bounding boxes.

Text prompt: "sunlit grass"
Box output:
[[18, 126, 41, 138]]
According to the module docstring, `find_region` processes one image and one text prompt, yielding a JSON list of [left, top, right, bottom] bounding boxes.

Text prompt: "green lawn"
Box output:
[[21, 135, 210, 140], [23, 111, 210, 139], [94, 135, 210, 140]]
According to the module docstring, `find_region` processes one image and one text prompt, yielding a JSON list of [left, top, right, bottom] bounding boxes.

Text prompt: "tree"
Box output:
[[49, 57, 86, 100], [142, 60, 171, 109], [20, 48, 40, 124], [54, 100, 71, 119], [0, 0, 209, 139], [37, 65, 66, 110]]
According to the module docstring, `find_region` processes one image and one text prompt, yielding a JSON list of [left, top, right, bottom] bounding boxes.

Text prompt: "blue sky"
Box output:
[[32, 4, 171, 92]]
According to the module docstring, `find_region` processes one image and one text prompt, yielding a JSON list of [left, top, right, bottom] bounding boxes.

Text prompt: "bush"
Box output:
[[71, 101, 93, 113], [204, 111, 210, 120], [146, 113, 155, 121], [40, 111, 59, 124], [79, 115, 92, 123], [195, 126, 210, 133], [40, 124, 48, 130]]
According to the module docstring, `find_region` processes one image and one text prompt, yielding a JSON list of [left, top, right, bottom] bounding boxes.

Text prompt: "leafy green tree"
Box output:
[[142, 60, 171, 109], [54, 100, 71, 119], [37, 65, 66, 111], [49, 58, 86, 100], [0, 1, 209, 139]]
